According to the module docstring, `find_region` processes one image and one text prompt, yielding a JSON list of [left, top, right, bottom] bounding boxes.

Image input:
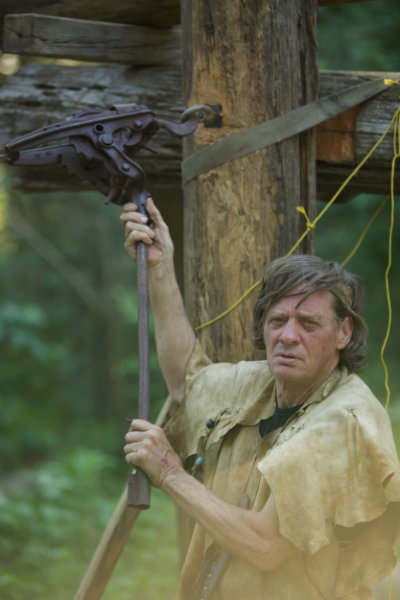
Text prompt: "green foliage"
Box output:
[[0, 166, 175, 596], [316, 193, 400, 405], [318, 0, 400, 71], [0, 450, 179, 600]]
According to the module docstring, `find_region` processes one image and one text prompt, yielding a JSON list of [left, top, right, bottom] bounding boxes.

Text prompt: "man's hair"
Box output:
[[252, 254, 367, 372]]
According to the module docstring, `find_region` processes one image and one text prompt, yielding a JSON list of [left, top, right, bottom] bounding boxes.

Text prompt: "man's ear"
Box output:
[[337, 316, 353, 350]]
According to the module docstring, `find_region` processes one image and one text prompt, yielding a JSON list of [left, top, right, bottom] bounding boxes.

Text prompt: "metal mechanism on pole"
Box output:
[[4, 103, 198, 510]]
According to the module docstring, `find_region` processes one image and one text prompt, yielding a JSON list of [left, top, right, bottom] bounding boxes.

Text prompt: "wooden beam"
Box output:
[[0, 0, 180, 28], [0, 66, 398, 199], [316, 70, 400, 199], [3, 14, 181, 65], [0, 0, 373, 30]]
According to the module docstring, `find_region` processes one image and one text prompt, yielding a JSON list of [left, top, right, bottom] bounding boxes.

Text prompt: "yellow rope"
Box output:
[[288, 104, 400, 256], [341, 196, 388, 268], [380, 107, 400, 411], [195, 101, 400, 332], [195, 279, 262, 331]]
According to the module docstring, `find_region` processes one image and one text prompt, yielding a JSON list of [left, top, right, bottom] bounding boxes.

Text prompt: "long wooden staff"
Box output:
[[74, 401, 171, 600]]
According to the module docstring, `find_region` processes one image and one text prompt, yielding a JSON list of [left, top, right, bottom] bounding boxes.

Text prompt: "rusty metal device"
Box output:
[[4, 103, 198, 510]]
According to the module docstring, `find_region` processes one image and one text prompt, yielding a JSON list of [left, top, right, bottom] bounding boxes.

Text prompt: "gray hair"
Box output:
[[252, 255, 367, 372]]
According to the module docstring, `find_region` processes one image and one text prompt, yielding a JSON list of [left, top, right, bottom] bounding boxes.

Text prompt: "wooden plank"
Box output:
[[0, 0, 180, 28], [3, 14, 181, 65]]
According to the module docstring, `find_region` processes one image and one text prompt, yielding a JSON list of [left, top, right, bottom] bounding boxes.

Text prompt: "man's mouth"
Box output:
[[275, 352, 301, 364]]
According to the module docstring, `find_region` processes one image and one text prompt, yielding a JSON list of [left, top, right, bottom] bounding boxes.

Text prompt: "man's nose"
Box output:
[[279, 320, 300, 344]]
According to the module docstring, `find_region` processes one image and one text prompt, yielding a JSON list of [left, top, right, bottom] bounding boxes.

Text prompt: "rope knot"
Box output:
[[297, 206, 315, 231]]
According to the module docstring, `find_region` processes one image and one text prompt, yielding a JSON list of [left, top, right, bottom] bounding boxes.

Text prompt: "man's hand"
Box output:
[[124, 420, 183, 489], [120, 196, 174, 268]]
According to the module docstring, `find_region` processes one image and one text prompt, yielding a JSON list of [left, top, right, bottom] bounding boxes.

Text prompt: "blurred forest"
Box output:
[[1, 1, 400, 599]]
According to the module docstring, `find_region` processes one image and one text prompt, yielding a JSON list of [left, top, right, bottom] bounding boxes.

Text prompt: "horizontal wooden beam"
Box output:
[[0, 0, 373, 39], [0, 0, 180, 28], [316, 70, 400, 199], [0, 67, 398, 199], [3, 14, 181, 66]]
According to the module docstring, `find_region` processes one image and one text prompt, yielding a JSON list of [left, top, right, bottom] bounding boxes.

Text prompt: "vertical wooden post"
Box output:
[[182, 0, 319, 363]]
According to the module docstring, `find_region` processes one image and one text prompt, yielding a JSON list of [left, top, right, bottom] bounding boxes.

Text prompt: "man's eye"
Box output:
[[269, 318, 284, 326], [303, 320, 316, 328]]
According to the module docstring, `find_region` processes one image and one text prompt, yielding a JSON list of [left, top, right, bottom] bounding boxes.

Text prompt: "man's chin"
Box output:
[[270, 363, 305, 381]]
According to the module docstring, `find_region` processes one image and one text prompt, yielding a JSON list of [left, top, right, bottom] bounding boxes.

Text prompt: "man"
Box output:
[[121, 197, 400, 600]]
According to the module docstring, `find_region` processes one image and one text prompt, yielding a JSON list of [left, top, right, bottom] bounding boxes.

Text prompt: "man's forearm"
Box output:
[[149, 259, 196, 400], [161, 467, 297, 572]]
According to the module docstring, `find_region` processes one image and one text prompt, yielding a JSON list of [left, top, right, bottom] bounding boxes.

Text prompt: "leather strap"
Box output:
[[182, 78, 390, 185]]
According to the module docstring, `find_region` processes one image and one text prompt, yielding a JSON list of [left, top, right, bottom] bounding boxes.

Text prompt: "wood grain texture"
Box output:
[[181, 0, 319, 363], [317, 71, 400, 198], [3, 14, 181, 65], [0, 0, 180, 27]]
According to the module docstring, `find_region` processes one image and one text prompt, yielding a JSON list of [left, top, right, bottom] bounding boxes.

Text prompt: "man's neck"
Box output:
[[275, 370, 335, 409]]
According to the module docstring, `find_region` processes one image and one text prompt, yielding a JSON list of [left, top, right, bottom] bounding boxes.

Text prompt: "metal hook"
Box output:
[[180, 104, 222, 127]]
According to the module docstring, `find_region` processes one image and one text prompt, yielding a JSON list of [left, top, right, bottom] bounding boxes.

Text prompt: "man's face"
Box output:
[[263, 287, 352, 388]]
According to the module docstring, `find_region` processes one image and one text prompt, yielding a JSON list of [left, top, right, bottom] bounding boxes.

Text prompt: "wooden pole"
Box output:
[[181, 0, 319, 363], [74, 401, 171, 600]]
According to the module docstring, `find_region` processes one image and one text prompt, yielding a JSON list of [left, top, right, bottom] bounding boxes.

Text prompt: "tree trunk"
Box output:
[[181, 0, 318, 363]]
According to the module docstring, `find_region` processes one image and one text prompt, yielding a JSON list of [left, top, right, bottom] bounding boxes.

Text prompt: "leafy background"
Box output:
[[1, 1, 400, 598]]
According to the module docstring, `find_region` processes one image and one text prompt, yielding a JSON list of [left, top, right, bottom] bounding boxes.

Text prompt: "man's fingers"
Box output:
[[124, 221, 155, 238], [122, 202, 137, 212], [120, 210, 148, 225], [128, 418, 157, 433], [124, 227, 155, 247], [145, 197, 168, 230]]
